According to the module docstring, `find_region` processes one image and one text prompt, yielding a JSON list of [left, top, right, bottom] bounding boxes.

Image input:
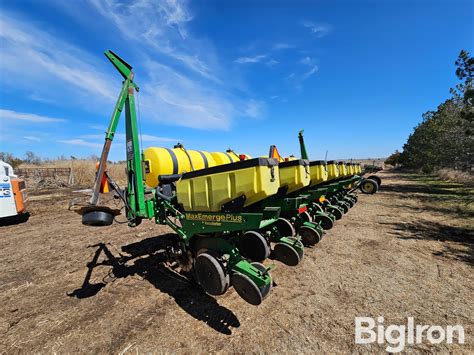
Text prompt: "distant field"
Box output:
[[346, 158, 386, 167], [18, 160, 127, 188]]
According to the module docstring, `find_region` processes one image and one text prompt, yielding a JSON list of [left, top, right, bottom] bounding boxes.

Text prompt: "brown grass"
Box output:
[[19, 160, 127, 188], [437, 168, 474, 186], [348, 158, 385, 167]]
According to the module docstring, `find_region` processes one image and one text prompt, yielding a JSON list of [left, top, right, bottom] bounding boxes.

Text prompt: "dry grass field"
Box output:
[[0, 169, 472, 353], [18, 160, 127, 188]]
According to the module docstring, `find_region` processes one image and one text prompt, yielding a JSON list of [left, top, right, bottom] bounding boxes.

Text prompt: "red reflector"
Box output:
[[298, 206, 308, 214]]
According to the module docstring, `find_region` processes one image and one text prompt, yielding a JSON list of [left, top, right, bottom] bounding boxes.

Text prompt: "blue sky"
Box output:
[[0, 0, 472, 161]]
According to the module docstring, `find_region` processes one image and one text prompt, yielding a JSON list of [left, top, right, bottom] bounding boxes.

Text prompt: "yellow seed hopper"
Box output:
[[144, 147, 238, 187], [326, 161, 340, 181], [308, 160, 328, 186], [268, 145, 311, 194], [337, 162, 349, 177], [177, 158, 280, 212]]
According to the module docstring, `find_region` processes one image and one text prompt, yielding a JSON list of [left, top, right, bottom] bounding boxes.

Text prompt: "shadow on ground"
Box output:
[[379, 172, 473, 218], [382, 219, 474, 266], [0, 212, 30, 226], [380, 171, 474, 266], [386, 202, 474, 219], [381, 183, 468, 197], [68, 234, 240, 335]]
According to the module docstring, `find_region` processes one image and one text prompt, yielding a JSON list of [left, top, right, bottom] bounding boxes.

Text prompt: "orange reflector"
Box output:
[[298, 206, 308, 214], [95, 162, 109, 193], [95, 161, 108, 171], [269, 145, 284, 162], [100, 175, 109, 193]]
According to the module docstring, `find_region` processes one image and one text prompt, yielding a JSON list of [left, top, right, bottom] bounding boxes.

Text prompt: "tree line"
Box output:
[[385, 50, 473, 173]]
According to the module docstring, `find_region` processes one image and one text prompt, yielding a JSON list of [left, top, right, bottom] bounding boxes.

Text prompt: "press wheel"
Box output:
[[299, 225, 321, 246], [275, 218, 295, 237], [338, 201, 350, 214], [346, 194, 358, 204], [349, 194, 358, 203], [343, 197, 355, 208], [238, 231, 270, 262], [313, 213, 334, 230], [194, 252, 229, 296], [328, 206, 343, 220], [231, 272, 263, 305], [300, 211, 312, 223], [273, 242, 301, 266], [286, 237, 304, 260], [311, 203, 324, 213], [250, 262, 272, 299]]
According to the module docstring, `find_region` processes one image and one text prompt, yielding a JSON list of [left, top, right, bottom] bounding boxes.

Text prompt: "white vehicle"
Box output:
[[0, 161, 28, 223]]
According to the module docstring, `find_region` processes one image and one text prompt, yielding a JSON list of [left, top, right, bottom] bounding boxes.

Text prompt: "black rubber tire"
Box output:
[[311, 203, 324, 213], [367, 175, 382, 186], [360, 179, 379, 194], [238, 231, 270, 262], [231, 272, 263, 305], [194, 252, 229, 296], [343, 197, 355, 208], [328, 206, 343, 220], [313, 214, 334, 230], [338, 201, 350, 214], [347, 193, 358, 204], [286, 237, 304, 260], [275, 218, 295, 237], [300, 211, 312, 223], [273, 243, 301, 266], [299, 225, 321, 246], [250, 262, 272, 300], [82, 210, 114, 226]]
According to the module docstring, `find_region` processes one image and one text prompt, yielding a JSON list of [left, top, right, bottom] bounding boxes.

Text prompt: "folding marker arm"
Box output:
[[298, 130, 309, 160], [89, 50, 148, 224]]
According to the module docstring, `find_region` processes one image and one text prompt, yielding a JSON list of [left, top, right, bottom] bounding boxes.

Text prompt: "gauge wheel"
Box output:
[[273, 242, 301, 266], [275, 217, 296, 237], [299, 225, 321, 246], [313, 214, 334, 230], [238, 231, 271, 262], [194, 252, 229, 296]]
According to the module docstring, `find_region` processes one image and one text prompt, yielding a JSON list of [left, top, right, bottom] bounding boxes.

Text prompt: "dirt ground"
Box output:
[[1, 170, 472, 353]]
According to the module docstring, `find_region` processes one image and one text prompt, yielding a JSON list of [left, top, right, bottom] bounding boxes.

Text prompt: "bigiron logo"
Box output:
[[355, 317, 465, 352], [185, 213, 243, 223]]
